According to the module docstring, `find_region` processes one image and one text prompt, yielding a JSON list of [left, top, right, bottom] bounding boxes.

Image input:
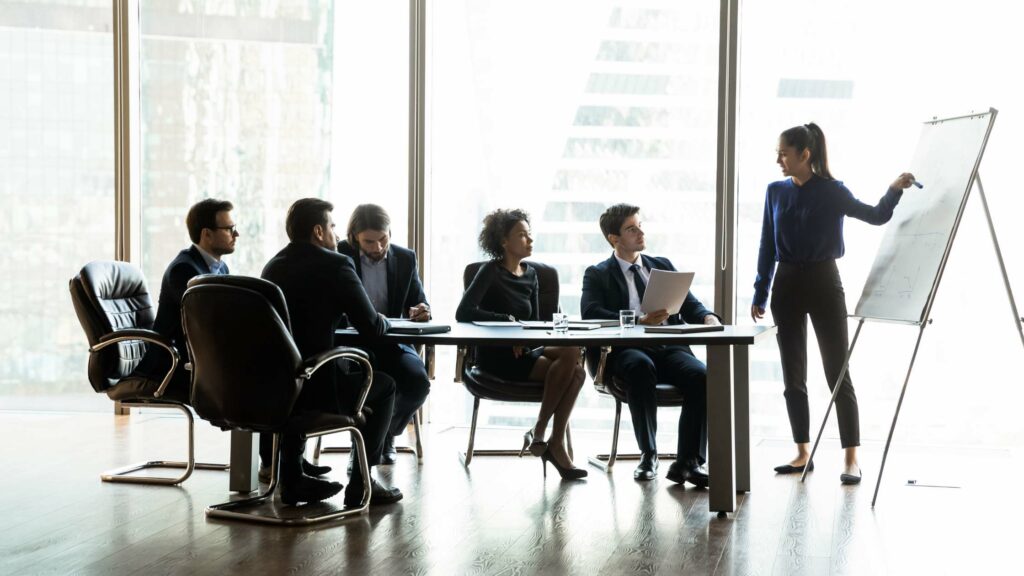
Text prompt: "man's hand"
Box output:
[[751, 305, 765, 323], [639, 309, 670, 325], [703, 314, 721, 326], [512, 346, 531, 358], [408, 303, 430, 322]]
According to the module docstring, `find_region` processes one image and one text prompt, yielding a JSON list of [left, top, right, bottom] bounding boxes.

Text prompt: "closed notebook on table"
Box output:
[[386, 319, 452, 335], [643, 324, 724, 334]]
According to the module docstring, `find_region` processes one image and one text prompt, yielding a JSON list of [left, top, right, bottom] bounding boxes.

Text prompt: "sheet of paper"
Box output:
[[640, 269, 694, 315]]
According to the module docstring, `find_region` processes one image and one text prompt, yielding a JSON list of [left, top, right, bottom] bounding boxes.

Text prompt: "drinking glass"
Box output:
[[619, 309, 637, 331], [552, 312, 569, 334]]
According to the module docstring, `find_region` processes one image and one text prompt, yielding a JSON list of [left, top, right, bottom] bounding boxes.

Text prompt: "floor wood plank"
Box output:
[[1, 411, 1021, 575]]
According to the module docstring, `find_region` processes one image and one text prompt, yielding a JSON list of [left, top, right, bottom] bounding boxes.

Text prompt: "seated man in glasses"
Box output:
[[262, 198, 403, 507], [337, 204, 431, 464], [132, 198, 238, 400]]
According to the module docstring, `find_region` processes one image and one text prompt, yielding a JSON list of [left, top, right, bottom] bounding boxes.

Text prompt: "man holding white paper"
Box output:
[[581, 203, 720, 486]]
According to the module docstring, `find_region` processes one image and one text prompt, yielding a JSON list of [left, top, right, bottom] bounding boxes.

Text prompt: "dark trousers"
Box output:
[[368, 343, 431, 437], [770, 260, 860, 448], [608, 345, 708, 464], [261, 361, 396, 482]]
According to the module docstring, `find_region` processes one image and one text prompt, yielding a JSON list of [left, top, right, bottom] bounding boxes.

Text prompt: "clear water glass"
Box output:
[[552, 312, 569, 334], [619, 309, 636, 331]]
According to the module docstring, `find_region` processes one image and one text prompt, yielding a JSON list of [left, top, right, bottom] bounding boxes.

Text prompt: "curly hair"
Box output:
[[478, 208, 530, 260]]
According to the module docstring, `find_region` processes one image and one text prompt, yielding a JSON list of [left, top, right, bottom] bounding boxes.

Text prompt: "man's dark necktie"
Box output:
[[629, 263, 646, 303]]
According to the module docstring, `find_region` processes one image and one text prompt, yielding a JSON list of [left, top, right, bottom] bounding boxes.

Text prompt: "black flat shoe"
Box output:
[[280, 475, 343, 506], [666, 460, 708, 488], [840, 467, 862, 485], [344, 478, 404, 507], [774, 461, 814, 474], [634, 452, 659, 481]]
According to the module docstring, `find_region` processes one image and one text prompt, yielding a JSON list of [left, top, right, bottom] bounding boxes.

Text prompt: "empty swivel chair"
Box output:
[[68, 260, 228, 484]]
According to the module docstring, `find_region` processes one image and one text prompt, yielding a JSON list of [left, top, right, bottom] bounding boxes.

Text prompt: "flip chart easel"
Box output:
[[800, 108, 1024, 506]]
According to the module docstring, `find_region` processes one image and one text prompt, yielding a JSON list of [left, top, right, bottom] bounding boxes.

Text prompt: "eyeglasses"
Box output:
[[213, 225, 239, 235]]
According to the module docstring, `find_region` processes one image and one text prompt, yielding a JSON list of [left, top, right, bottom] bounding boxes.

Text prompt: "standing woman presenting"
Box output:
[[751, 123, 917, 485]]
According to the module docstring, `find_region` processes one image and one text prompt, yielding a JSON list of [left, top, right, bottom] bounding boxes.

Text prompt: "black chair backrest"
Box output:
[[69, 261, 155, 392], [462, 260, 560, 321], [188, 273, 292, 333], [181, 276, 303, 431]]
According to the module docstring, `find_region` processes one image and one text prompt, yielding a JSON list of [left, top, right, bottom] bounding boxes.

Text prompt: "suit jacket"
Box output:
[[337, 240, 428, 319], [262, 241, 389, 411], [135, 245, 222, 381], [580, 253, 715, 366]]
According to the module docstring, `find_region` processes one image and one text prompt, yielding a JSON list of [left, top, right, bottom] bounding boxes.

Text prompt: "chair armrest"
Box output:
[[91, 329, 180, 399], [300, 346, 373, 415], [421, 344, 436, 380], [593, 345, 612, 387], [454, 346, 468, 383]]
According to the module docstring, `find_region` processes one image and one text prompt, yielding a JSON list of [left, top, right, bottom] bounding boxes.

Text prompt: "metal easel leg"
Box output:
[[975, 174, 1024, 351], [802, 319, 865, 483], [872, 322, 929, 507]]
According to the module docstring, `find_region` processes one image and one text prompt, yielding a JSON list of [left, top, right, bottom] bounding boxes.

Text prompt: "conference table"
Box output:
[[230, 323, 775, 515]]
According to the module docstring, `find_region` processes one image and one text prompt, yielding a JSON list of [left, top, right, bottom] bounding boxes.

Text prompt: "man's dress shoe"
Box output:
[[259, 459, 332, 484], [666, 460, 709, 488], [280, 475, 343, 506], [380, 436, 398, 466], [634, 452, 659, 481], [344, 478, 404, 507]]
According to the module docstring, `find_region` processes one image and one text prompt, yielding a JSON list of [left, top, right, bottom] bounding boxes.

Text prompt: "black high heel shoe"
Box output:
[[519, 428, 547, 458], [540, 447, 587, 480]]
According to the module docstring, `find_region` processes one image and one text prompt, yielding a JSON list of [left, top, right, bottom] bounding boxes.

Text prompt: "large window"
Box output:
[[138, 1, 335, 285], [737, 0, 1024, 447], [426, 2, 721, 430], [0, 1, 114, 410], [330, 4, 409, 246]]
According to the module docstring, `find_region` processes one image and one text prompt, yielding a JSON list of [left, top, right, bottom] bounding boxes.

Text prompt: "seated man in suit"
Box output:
[[580, 203, 720, 487], [337, 204, 431, 464], [133, 198, 237, 400], [262, 198, 402, 506]]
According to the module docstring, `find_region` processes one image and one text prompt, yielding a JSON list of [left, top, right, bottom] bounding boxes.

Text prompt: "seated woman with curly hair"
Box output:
[[456, 208, 587, 480]]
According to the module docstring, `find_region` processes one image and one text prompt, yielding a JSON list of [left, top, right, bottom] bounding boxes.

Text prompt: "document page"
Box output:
[[640, 270, 694, 314]]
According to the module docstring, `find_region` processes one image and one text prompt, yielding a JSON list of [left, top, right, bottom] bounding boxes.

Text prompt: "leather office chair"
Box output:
[[585, 347, 684, 471], [68, 260, 228, 485], [182, 275, 373, 525], [456, 261, 574, 466]]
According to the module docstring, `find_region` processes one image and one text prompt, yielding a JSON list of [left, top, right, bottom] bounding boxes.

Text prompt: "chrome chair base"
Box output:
[[312, 410, 424, 464], [587, 399, 675, 472], [460, 397, 573, 467], [102, 401, 229, 485], [206, 428, 371, 526]]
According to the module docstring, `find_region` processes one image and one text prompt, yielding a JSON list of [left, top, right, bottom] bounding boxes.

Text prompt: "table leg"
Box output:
[[734, 344, 750, 493], [707, 344, 736, 514], [229, 430, 259, 493]]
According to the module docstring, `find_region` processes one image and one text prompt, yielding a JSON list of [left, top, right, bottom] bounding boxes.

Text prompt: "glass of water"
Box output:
[[552, 312, 569, 334], [619, 309, 637, 331]]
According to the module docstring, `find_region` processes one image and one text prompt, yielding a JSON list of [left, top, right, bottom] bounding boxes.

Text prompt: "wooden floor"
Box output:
[[1, 410, 1020, 575]]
